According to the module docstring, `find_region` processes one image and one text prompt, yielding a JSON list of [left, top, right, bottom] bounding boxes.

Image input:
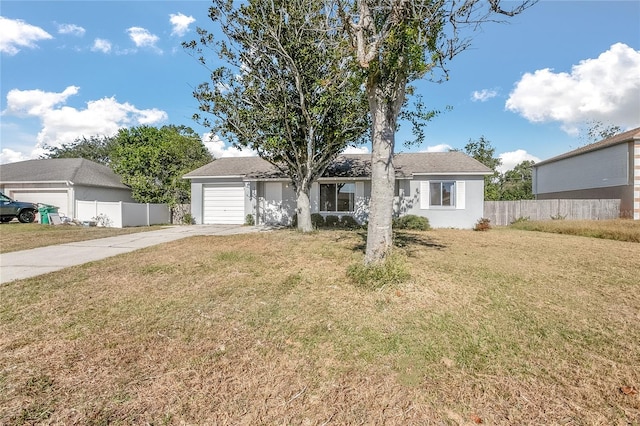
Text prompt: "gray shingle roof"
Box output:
[[0, 158, 130, 189], [184, 151, 491, 180], [534, 126, 640, 167]]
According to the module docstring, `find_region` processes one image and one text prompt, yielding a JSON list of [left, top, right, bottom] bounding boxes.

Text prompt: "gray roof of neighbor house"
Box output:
[[184, 151, 492, 180], [534, 126, 640, 167], [0, 158, 131, 190]]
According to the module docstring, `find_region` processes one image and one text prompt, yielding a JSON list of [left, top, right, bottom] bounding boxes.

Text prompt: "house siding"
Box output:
[[401, 176, 485, 229], [534, 141, 637, 219], [535, 143, 629, 194], [634, 141, 640, 220]]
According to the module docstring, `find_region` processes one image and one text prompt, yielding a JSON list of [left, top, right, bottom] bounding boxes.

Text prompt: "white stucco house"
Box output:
[[0, 158, 134, 218], [184, 152, 492, 229], [533, 127, 640, 220]]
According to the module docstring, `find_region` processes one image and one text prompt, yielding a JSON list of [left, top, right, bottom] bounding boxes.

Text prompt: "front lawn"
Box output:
[[1, 228, 638, 424], [0, 222, 159, 253]]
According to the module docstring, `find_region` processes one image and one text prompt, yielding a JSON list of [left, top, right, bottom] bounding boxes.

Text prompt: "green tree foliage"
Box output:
[[499, 160, 535, 200], [338, 0, 536, 264], [42, 135, 115, 165], [463, 136, 502, 201], [580, 120, 622, 145], [183, 0, 369, 232], [110, 125, 213, 206]]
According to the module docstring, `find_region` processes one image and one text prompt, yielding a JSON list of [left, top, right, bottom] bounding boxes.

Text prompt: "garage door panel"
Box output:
[[203, 183, 245, 224], [10, 191, 69, 216]]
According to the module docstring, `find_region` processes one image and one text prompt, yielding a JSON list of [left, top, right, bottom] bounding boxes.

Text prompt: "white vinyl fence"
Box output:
[[76, 200, 171, 228], [484, 199, 620, 226]]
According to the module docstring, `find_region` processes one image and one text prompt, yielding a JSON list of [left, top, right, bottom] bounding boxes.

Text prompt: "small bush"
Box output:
[[393, 215, 431, 231], [340, 215, 360, 229], [473, 217, 491, 231], [291, 213, 298, 228], [245, 214, 255, 226], [181, 213, 194, 225], [325, 215, 340, 227], [347, 254, 410, 290], [311, 213, 325, 228]]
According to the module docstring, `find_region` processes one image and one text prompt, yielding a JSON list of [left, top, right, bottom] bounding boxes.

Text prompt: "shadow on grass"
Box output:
[[351, 230, 447, 253]]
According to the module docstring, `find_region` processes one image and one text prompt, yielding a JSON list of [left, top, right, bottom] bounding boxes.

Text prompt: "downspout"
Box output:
[[67, 181, 75, 218]]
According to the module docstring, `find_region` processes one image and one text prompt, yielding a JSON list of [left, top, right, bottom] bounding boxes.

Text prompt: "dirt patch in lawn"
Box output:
[[1, 229, 638, 424]]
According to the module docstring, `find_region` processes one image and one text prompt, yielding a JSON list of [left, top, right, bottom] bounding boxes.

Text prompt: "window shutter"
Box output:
[[455, 181, 465, 210], [420, 181, 430, 209]]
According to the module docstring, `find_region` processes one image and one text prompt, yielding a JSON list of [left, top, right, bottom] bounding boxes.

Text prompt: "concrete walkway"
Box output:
[[0, 225, 265, 285]]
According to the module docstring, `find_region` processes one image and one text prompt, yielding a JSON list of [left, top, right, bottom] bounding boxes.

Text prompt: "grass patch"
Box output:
[[0, 222, 160, 253], [1, 229, 639, 424], [347, 253, 410, 289], [509, 218, 640, 242]]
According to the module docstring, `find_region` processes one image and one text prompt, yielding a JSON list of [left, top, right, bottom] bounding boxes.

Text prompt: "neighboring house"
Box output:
[[0, 158, 134, 219], [532, 127, 640, 220], [184, 152, 492, 229]]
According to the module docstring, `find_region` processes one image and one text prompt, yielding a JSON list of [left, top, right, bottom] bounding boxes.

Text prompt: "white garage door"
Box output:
[[10, 190, 69, 216], [203, 183, 245, 224]]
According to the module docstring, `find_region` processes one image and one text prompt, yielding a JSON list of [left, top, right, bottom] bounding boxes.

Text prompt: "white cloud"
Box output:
[[497, 149, 541, 173], [472, 89, 498, 102], [57, 23, 85, 37], [506, 43, 640, 135], [202, 133, 256, 158], [5, 86, 80, 116], [0, 148, 30, 164], [342, 145, 369, 154], [91, 38, 112, 53], [170, 13, 195, 37], [3, 86, 168, 149], [126, 27, 161, 53], [422, 143, 453, 152], [0, 16, 53, 55]]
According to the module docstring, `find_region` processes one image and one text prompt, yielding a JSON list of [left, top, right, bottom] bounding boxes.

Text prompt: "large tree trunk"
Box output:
[[296, 188, 313, 232], [364, 90, 397, 264]]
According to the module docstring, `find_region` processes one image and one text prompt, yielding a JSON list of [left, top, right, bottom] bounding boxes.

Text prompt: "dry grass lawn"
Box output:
[[1, 228, 638, 425], [0, 223, 157, 254], [509, 218, 640, 243]]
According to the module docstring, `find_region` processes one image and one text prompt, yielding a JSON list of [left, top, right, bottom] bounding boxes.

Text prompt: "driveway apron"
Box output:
[[0, 225, 264, 284]]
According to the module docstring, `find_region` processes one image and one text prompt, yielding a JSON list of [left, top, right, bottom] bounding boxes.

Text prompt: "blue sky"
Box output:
[[1, 1, 639, 171]]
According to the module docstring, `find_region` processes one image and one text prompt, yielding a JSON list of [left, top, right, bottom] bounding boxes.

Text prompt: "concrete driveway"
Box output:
[[0, 225, 265, 285]]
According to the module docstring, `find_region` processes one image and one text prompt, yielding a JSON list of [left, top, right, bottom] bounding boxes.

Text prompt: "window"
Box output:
[[320, 183, 355, 212], [430, 181, 455, 207]]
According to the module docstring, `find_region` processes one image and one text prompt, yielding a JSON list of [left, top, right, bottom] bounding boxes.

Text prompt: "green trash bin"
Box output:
[[38, 205, 59, 224]]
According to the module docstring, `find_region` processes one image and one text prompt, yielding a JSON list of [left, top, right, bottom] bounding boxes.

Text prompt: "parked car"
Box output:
[[0, 192, 38, 223]]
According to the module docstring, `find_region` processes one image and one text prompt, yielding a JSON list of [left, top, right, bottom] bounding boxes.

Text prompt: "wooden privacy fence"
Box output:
[[484, 199, 620, 226], [76, 200, 170, 228]]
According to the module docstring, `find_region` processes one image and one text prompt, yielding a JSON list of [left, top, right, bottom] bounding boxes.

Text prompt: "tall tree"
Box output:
[[42, 135, 116, 165], [580, 120, 622, 145], [184, 0, 369, 232], [499, 160, 534, 200], [110, 125, 213, 209], [338, 0, 536, 264], [463, 136, 502, 201]]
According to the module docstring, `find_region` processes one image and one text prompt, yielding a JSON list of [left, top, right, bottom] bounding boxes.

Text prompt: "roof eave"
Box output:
[[184, 174, 246, 179], [0, 180, 72, 185], [411, 171, 493, 176]]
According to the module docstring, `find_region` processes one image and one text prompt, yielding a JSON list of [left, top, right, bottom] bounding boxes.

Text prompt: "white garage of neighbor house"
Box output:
[[0, 158, 134, 219], [184, 152, 491, 229]]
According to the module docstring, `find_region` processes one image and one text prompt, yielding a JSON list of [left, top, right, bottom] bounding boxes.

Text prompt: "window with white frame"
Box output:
[[320, 183, 355, 212], [430, 181, 455, 207]]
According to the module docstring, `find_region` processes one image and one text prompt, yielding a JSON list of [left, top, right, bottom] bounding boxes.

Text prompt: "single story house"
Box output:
[[184, 152, 492, 229], [532, 127, 640, 220], [0, 158, 134, 218]]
